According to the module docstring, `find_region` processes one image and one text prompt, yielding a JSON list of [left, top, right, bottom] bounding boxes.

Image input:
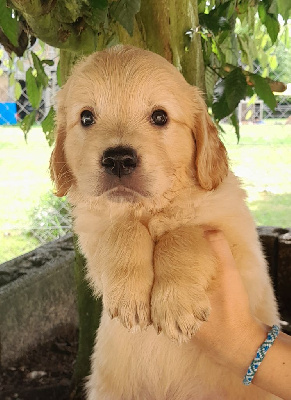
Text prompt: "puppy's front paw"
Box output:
[[151, 283, 210, 343], [103, 284, 151, 330]]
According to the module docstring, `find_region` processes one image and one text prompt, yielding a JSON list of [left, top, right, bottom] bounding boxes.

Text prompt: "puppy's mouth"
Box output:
[[106, 185, 142, 203]]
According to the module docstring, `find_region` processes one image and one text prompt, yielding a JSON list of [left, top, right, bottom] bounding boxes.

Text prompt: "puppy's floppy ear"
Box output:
[[192, 90, 228, 190], [50, 105, 74, 197]]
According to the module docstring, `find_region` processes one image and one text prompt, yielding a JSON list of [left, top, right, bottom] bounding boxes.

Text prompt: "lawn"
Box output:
[[222, 122, 291, 228], [0, 126, 52, 262], [0, 123, 290, 263]]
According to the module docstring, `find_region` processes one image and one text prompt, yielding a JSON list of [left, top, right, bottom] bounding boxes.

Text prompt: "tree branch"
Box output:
[[8, 0, 99, 53]]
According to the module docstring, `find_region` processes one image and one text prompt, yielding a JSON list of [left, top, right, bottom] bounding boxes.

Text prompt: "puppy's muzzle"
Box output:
[[101, 146, 138, 178]]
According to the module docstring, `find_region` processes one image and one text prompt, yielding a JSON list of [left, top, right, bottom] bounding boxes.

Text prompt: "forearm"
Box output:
[[224, 322, 291, 399], [252, 329, 291, 399]]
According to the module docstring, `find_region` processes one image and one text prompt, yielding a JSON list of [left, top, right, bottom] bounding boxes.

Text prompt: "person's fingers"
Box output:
[[204, 229, 236, 271], [204, 229, 250, 308]]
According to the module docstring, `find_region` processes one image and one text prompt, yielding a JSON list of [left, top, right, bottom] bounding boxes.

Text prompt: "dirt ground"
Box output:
[[0, 329, 82, 400]]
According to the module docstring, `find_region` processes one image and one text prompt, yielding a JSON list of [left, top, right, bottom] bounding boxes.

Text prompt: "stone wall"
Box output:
[[0, 234, 77, 366]]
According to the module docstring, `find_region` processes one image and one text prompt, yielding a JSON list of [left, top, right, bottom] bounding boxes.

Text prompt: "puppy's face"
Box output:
[[50, 46, 228, 204]]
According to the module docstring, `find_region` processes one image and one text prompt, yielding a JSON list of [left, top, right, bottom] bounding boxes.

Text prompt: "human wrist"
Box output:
[[221, 319, 269, 377], [243, 324, 280, 385]]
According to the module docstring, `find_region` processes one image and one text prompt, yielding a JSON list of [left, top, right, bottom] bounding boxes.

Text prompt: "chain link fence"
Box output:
[[0, 42, 290, 264]]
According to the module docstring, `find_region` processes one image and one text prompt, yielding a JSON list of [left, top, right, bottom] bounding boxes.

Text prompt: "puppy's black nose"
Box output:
[[101, 146, 138, 178]]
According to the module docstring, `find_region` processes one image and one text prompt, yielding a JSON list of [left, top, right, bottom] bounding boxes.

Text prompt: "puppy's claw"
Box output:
[[151, 284, 211, 343], [196, 308, 210, 322], [108, 307, 118, 320], [105, 297, 151, 331]]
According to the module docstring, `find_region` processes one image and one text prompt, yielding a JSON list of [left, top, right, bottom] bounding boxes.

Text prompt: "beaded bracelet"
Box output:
[[243, 324, 280, 386]]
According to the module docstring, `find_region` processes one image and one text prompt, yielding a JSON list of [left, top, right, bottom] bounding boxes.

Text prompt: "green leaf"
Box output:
[[258, 3, 279, 44], [57, 61, 62, 87], [212, 80, 231, 120], [246, 85, 254, 98], [0, 0, 19, 47], [9, 72, 15, 87], [269, 55, 277, 70], [217, 30, 229, 45], [90, 6, 108, 26], [198, 0, 206, 13], [238, 36, 253, 69], [226, 68, 247, 111], [89, 0, 108, 10], [41, 59, 54, 66], [212, 68, 247, 121], [17, 59, 24, 72], [268, 0, 278, 15], [199, 13, 231, 35], [105, 34, 120, 48], [258, 3, 267, 23], [236, 1, 248, 14], [26, 67, 43, 109], [41, 107, 56, 146], [14, 81, 22, 100], [250, 74, 277, 111], [20, 110, 36, 140], [277, 0, 291, 22], [109, 0, 140, 36], [264, 14, 279, 44], [230, 112, 240, 142], [199, 1, 233, 35], [31, 52, 49, 88]]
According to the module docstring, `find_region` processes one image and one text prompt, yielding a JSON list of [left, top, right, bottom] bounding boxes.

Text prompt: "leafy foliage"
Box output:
[[0, 0, 290, 142], [258, 1, 280, 44], [198, 0, 290, 137]]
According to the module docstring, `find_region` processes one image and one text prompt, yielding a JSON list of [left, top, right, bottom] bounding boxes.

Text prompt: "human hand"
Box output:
[[195, 230, 268, 375]]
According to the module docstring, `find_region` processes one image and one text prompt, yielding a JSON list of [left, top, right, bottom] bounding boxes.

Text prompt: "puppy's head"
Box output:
[[50, 46, 228, 204]]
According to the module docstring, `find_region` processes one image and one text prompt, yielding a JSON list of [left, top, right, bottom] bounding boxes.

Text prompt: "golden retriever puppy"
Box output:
[[50, 45, 280, 399]]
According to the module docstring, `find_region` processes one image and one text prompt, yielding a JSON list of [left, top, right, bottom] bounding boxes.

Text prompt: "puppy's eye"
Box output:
[[81, 110, 95, 127], [151, 109, 168, 126]]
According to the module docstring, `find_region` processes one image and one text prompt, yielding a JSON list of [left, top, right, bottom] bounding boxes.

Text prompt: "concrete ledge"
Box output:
[[0, 234, 77, 367]]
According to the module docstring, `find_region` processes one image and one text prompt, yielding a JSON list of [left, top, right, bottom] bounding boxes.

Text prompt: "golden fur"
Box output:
[[50, 46, 280, 399]]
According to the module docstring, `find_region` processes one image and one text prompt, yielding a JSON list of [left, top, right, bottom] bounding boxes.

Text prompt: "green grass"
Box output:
[[0, 123, 290, 263], [0, 126, 52, 262], [222, 123, 291, 228]]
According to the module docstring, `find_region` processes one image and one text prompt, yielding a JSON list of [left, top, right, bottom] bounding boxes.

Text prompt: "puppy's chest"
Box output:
[[146, 206, 196, 241]]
